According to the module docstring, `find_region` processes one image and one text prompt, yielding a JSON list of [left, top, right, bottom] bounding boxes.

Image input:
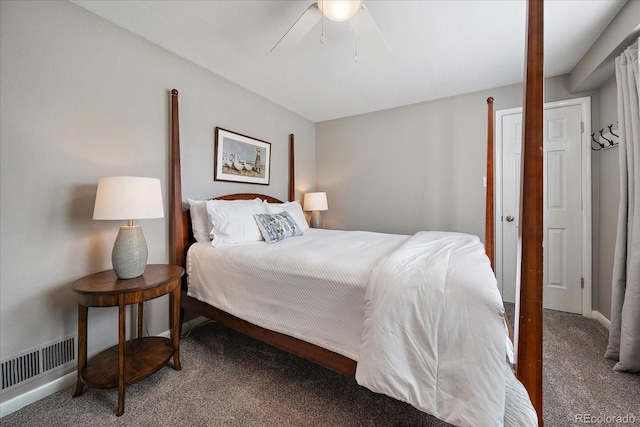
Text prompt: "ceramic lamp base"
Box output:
[[310, 211, 323, 228], [112, 225, 148, 279]]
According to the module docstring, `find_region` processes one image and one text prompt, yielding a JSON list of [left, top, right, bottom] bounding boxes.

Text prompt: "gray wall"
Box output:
[[316, 75, 598, 235], [0, 0, 315, 397], [317, 89, 499, 236], [316, 75, 607, 310], [595, 74, 620, 320]]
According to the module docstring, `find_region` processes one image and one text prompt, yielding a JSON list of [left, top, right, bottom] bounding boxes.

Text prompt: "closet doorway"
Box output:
[[495, 97, 592, 316]]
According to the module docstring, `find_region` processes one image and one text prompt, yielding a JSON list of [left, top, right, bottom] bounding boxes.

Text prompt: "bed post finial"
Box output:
[[485, 97, 495, 270]]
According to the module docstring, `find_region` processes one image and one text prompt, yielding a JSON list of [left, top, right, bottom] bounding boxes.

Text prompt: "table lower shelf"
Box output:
[[81, 337, 175, 389]]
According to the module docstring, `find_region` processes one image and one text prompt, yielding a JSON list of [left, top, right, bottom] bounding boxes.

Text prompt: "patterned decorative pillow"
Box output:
[[253, 211, 303, 244]]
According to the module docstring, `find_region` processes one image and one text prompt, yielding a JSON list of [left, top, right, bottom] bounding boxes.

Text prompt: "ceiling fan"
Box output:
[[271, 0, 388, 57]]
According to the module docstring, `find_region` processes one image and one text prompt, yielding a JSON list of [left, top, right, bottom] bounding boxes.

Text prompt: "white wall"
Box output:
[[0, 0, 314, 399]]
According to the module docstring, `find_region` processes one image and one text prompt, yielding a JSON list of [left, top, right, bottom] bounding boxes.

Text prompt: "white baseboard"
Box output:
[[0, 371, 76, 418], [592, 310, 611, 330], [1, 315, 209, 419]]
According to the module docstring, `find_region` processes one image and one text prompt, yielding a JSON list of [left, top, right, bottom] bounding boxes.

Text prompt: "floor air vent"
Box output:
[[1, 335, 76, 393]]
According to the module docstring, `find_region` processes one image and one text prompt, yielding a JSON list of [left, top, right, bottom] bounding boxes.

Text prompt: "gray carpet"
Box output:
[[537, 309, 639, 426], [2, 306, 638, 426]]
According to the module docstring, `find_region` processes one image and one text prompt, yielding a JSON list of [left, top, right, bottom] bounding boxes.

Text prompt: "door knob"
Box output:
[[506, 215, 515, 222]]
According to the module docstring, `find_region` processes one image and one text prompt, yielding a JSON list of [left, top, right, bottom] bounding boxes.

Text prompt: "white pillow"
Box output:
[[187, 199, 212, 242], [264, 201, 309, 231], [206, 198, 266, 247]]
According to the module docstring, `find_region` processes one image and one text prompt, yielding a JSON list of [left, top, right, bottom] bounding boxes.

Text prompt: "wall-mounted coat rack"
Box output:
[[591, 123, 619, 151]]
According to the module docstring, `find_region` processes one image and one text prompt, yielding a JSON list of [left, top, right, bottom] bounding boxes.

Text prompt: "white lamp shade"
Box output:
[[303, 192, 328, 211], [93, 176, 164, 220], [318, 0, 363, 22]]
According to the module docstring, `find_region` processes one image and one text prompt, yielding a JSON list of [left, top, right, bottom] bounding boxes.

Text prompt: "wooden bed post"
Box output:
[[488, 97, 515, 344], [518, 0, 544, 424], [170, 89, 184, 269], [289, 134, 295, 202], [486, 97, 495, 270]]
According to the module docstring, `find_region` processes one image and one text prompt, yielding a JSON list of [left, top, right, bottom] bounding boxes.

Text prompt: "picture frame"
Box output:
[[214, 127, 271, 185]]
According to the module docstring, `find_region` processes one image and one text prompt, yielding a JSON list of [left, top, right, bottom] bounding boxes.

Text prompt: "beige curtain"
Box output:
[[605, 38, 639, 372]]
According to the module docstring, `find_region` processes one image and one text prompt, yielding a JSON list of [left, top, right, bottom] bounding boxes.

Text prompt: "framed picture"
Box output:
[[214, 127, 271, 185]]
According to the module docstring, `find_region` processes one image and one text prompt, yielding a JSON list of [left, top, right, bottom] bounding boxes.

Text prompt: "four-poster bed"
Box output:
[[169, 1, 544, 424]]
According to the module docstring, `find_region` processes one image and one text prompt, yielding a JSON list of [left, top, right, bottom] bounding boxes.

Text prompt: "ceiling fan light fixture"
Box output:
[[318, 0, 363, 23]]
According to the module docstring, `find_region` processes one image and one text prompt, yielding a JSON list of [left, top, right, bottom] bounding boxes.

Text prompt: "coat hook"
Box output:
[[592, 123, 619, 151], [600, 129, 614, 147], [591, 133, 604, 151]]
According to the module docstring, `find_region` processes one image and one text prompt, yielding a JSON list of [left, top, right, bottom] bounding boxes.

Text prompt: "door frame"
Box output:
[[494, 96, 592, 317]]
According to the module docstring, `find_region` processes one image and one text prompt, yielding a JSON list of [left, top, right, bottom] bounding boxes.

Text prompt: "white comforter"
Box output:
[[355, 231, 510, 427], [187, 229, 408, 360], [188, 229, 536, 426]]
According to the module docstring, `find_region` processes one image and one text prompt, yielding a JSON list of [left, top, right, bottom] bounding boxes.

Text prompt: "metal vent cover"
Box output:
[[1, 335, 76, 393]]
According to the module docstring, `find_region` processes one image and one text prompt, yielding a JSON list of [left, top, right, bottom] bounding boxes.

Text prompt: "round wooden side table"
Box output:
[[72, 264, 184, 416]]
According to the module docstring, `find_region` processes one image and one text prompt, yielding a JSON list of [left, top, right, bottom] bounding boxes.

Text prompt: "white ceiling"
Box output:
[[72, 0, 627, 123]]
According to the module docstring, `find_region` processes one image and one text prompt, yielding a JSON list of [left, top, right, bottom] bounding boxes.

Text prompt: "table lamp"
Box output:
[[93, 177, 164, 279], [303, 192, 328, 228]]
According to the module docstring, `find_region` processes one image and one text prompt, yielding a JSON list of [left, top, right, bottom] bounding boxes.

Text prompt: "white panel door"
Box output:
[[501, 104, 583, 313], [543, 105, 583, 313]]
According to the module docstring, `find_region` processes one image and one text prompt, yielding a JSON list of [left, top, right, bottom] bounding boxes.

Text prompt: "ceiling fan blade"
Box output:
[[349, 4, 389, 58], [271, 3, 322, 54]]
